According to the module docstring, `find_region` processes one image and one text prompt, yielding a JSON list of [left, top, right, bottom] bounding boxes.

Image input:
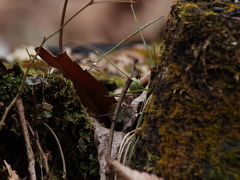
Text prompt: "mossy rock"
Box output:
[[0, 63, 99, 179], [133, 2, 240, 180]]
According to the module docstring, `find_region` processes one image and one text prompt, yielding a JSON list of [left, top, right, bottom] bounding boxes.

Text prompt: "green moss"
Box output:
[[203, 10, 218, 16], [149, 41, 166, 67], [133, 1, 240, 180], [178, 3, 200, 19], [0, 64, 99, 179]]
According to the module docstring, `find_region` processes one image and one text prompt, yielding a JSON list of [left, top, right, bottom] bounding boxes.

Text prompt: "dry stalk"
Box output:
[[43, 123, 67, 179], [59, 0, 69, 52], [107, 60, 137, 158], [130, 3, 154, 64], [16, 98, 36, 180], [26, 122, 50, 178]]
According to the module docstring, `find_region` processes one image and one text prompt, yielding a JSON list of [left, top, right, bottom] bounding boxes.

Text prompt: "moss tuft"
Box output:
[[0, 64, 99, 179]]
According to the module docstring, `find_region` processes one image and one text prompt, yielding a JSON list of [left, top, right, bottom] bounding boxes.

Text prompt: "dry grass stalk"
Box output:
[[26, 122, 50, 178], [16, 98, 36, 180]]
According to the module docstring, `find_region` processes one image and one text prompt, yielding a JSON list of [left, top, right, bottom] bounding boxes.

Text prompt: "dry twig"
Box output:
[[107, 60, 137, 158], [16, 98, 36, 180], [26, 122, 50, 178], [43, 123, 66, 179], [59, 0, 69, 52]]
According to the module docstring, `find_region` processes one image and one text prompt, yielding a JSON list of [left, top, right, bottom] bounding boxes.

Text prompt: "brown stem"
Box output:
[[26, 122, 50, 178], [43, 123, 67, 179], [59, 0, 69, 52], [16, 98, 36, 180], [107, 60, 137, 158]]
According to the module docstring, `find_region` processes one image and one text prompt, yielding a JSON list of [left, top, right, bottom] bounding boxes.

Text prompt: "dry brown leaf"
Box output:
[[36, 47, 116, 127]]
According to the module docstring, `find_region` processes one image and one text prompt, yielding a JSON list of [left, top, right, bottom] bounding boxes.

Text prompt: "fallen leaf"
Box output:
[[36, 47, 116, 126], [91, 117, 125, 180]]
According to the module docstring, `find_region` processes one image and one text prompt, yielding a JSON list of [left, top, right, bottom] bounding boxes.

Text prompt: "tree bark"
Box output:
[[133, 1, 240, 179]]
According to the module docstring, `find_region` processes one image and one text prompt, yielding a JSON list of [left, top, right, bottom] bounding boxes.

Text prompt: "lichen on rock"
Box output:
[[133, 1, 240, 179]]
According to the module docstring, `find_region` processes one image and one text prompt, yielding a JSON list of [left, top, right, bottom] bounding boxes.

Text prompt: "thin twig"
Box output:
[[27, 122, 50, 178], [107, 60, 137, 158], [96, 15, 165, 64], [45, 0, 94, 42], [130, 3, 153, 64], [93, 50, 130, 78], [130, 3, 148, 50], [43, 123, 66, 179], [46, 0, 135, 42], [59, 0, 69, 52], [16, 97, 36, 180]]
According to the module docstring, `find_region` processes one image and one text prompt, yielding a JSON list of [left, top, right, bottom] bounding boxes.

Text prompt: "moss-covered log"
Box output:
[[0, 63, 99, 179], [133, 1, 240, 180]]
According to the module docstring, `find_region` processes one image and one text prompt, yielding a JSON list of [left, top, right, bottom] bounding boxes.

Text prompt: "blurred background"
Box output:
[[0, 0, 172, 56]]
